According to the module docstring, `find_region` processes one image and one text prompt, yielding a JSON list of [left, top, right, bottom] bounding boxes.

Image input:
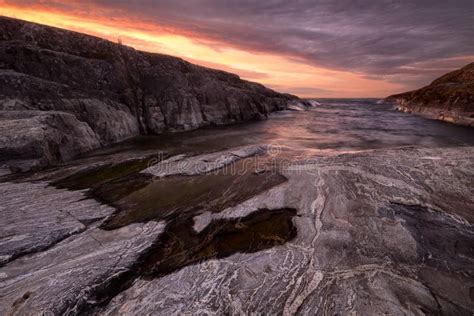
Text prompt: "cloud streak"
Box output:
[[2, 0, 474, 95]]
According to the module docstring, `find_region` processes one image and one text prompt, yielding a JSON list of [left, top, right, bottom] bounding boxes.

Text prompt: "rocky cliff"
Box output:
[[386, 62, 474, 126], [0, 16, 300, 171]]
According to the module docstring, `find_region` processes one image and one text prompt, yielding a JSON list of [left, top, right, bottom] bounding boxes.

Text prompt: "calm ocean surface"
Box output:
[[92, 99, 474, 159]]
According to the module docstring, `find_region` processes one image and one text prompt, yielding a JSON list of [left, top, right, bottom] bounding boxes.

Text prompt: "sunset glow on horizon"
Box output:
[[1, 1, 472, 98]]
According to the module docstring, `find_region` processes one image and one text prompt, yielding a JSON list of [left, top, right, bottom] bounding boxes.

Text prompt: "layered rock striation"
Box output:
[[386, 62, 474, 126], [0, 16, 300, 171], [0, 145, 473, 314]]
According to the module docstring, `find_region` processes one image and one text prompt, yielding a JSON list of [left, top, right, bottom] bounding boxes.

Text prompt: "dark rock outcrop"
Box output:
[[0, 16, 300, 171], [386, 62, 474, 126]]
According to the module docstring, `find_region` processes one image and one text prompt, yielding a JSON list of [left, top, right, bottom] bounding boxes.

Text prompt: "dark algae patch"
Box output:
[[94, 163, 294, 278], [141, 208, 298, 278], [72, 162, 294, 313], [48, 153, 295, 313], [52, 154, 168, 190], [81, 207, 298, 314]]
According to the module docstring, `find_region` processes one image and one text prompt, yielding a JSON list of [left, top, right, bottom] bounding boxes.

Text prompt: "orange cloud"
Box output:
[[0, 3, 403, 97]]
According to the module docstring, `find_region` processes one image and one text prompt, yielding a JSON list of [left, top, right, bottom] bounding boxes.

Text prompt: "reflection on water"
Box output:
[[88, 99, 474, 159], [48, 99, 474, 288], [52, 98, 474, 213], [54, 98, 474, 225]]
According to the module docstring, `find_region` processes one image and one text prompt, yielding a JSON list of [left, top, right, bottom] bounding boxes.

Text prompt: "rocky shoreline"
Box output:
[[386, 62, 474, 127], [393, 103, 474, 127], [1, 145, 473, 315], [0, 17, 306, 172], [1, 15, 473, 316]]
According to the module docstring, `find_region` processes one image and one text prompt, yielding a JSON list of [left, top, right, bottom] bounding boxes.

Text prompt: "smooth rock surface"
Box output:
[[100, 146, 474, 315], [0, 145, 473, 315]]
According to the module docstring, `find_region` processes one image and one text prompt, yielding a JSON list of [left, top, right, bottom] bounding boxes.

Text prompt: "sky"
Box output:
[[1, 0, 473, 98]]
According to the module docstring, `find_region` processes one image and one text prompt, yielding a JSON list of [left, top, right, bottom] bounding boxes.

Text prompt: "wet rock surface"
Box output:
[[0, 145, 472, 315], [0, 17, 301, 171], [386, 62, 474, 127]]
